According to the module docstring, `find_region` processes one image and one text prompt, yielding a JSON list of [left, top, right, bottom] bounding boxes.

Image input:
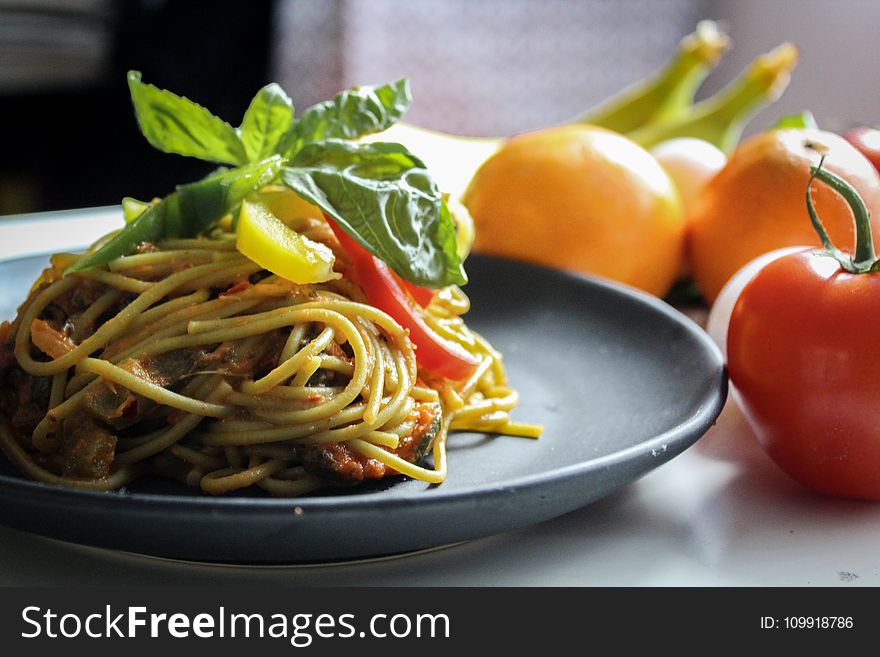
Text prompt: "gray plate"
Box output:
[[0, 253, 726, 564]]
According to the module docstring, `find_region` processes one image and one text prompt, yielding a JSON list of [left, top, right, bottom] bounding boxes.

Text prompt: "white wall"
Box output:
[[274, 0, 704, 136], [273, 0, 880, 137]]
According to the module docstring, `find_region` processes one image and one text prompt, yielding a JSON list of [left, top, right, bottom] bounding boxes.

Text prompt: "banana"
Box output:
[[627, 43, 799, 154], [574, 19, 730, 132]]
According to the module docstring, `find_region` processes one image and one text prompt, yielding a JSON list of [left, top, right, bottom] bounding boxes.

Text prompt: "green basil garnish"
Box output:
[[283, 140, 466, 287], [276, 79, 411, 159], [239, 83, 295, 162], [127, 71, 248, 166], [68, 73, 465, 289]]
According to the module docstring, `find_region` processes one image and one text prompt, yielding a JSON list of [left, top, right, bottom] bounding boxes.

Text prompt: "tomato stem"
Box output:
[[806, 155, 877, 273]]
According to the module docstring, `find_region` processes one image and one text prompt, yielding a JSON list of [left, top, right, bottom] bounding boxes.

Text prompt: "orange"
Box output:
[[688, 128, 880, 303], [463, 124, 684, 297]]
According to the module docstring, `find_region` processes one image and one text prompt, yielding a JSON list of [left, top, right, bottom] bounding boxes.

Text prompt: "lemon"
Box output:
[[236, 199, 338, 283], [464, 124, 684, 297]]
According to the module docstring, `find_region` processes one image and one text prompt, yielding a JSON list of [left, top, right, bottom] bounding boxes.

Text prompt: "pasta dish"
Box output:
[[0, 74, 539, 496]]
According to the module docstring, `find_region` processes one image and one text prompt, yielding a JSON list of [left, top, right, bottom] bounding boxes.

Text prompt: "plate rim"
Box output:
[[0, 249, 727, 515]]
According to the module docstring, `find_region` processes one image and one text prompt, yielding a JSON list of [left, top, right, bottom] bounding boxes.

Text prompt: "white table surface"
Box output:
[[0, 209, 877, 587]]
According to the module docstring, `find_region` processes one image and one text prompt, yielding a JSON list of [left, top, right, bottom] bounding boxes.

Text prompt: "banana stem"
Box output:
[[574, 20, 730, 133], [626, 43, 799, 153]]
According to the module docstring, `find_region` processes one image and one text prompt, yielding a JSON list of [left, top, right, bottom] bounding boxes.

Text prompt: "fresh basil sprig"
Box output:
[[276, 79, 411, 159], [127, 71, 248, 166], [69, 73, 465, 288], [284, 140, 466, 287], [240, 83, 295, 161]]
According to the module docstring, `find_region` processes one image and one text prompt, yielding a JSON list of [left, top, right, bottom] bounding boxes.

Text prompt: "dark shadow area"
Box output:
[[0, 0, 274, 215]]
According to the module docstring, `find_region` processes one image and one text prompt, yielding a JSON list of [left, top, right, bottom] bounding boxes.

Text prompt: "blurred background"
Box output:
[[0, 0, 877, 216]]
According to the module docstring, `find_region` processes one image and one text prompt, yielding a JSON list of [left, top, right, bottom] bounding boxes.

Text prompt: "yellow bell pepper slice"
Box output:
[[257, 185, 324, 224], [236, 199, 338, 283]]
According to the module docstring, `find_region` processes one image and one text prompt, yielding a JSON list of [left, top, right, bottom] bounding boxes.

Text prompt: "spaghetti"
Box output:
[[0, 219, 540, 496]]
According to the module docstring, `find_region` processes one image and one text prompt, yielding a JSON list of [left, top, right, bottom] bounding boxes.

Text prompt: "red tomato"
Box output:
[[843, 126, 880, 173], [727, 250, 880, 500]]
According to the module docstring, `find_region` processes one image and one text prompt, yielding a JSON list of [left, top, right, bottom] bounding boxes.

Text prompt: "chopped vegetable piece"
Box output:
[[122, 197, 151, 223], [327, 217, 479, 381], [236, 200, 338, 284]]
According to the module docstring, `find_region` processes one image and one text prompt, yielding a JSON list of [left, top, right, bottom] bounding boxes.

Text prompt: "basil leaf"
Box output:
[[127, 71, 248, 166], [278, 79, 411, 158], [240, 83, 294, 161], [282, 140, 466, 288], [67, 156, 282, 274]]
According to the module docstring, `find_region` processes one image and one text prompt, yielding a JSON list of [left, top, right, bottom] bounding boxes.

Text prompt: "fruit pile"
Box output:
[[374, 22, 880, 502]]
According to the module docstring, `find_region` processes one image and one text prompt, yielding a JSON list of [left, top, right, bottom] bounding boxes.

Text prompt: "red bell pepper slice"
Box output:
[[326, 217, 479, 381], [392, 271, 437, 308]]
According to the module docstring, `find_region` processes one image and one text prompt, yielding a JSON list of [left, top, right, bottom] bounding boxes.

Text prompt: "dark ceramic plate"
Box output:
[[0, 252, 726, 563]]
